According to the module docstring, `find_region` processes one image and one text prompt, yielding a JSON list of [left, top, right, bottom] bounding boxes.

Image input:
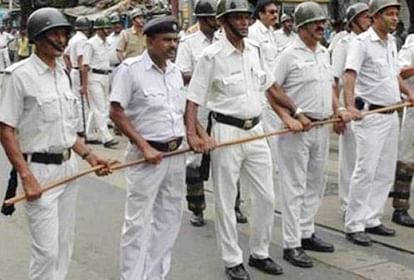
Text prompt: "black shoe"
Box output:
[[283, 247, 313, 268], [392, 209, 414, 227], [103, 139, 119, 148], [190, 212, 205, 227], [235, 208, 248, 224], [346, 231, 371, 246], [248, 256, 283, 275], [366, 224, 396, 236], [302, 234, 334, 252], [225, 264, 250, 280]]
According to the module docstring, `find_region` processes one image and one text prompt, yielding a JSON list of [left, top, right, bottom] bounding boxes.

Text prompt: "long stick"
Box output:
[[4, 101, 411, 206]]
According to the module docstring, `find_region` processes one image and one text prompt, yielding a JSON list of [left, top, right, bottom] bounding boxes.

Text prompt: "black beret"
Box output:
[[143, 15, 180, 36]]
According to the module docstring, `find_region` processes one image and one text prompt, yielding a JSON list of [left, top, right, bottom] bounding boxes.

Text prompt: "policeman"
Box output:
[[65, 16, 91, 138], [331, 3, 371, 214], [273, 1, 350, 268], [175, 0, 218, 227], [0, 25, 13, 70], [116, 8, 146, 61], [81, 16, 118, 148], [0, 8, 111, 280], [388, 39, 414, 227], [185, 0, 307, 278], [274, 13, 297, 53], [248, 0, 278, 71], [110, 16, 186, 280], [107, 14, 123, 69], [343, 0, 414, 246]]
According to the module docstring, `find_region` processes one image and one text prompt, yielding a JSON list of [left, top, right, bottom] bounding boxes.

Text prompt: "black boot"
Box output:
[[392, 209, 414, 227]]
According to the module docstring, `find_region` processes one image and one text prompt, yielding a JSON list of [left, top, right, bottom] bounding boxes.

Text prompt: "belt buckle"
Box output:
[[62, 149, 70, 161], [168, 140, 178, 151], [243, 119, 253, 129]]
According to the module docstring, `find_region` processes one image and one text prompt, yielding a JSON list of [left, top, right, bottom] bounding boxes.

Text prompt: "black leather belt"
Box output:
[[73, 67, 79, 70], [212, 112, 260, 130], [131, 138, 183, 152], [355, 97, 395, 114], [91, 68, 112, 75], [23, 149, 71, 165], [306, 115, 330, 122]]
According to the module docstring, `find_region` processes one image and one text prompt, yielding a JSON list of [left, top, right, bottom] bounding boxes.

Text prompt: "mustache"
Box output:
[[316, 27, 324, 32]]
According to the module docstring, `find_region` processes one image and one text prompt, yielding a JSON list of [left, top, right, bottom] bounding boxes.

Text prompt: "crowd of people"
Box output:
[[0, 0, 413, 279]]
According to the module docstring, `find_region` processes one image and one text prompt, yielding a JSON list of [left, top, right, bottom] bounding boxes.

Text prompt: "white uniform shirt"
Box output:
[[176, 30, 212, 74], [107, 31, 122, 66], [67, 31, 88, 68], [83, 34, 111, 70], [0, 54, 78, 153], [274, 37, 333, 119], [332, 32, 357, 79], [345, 27, 400, 105], [187, 36, 274, 119], [0, 31, 14, 48], [110, 50, 185, 141], [398, 40, 414, 88], [248, 20, 278, 70], [274, 28, 297, 54]]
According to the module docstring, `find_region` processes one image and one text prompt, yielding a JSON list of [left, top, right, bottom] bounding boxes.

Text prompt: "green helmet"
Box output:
[[110, 14, 122, 24], [93, 16, 112, 29], [27, 7, 72, 43], [131, 7, 145, 19], [75, 16, 90, 30], [280, 13, 293, 23], [368, 0, 400, 17], [216, 0, 251, 19], [294, 1, 327, 28], [194, 0, 217, 17], [346, 3, 369, 23]]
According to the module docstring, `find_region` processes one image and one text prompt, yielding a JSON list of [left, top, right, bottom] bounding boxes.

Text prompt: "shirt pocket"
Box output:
[[372, 59, 389, 78], [218, 73, 245, 97], [36, 95, 60, 122], [142, 88, 167, 107], [296, 62, 319, 82]]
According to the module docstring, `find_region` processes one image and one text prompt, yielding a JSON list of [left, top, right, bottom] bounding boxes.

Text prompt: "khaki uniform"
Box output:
[[117, 26, 146, 59]]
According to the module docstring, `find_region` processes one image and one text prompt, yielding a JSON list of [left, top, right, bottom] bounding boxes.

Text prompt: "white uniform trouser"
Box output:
[[120, 145, 185, 280], [0, 47, 11, 70], [338, 123, 356, 212], [211, 122, 275, 267], [262, 107, 280, 173], [87, 73, 113, 143], [23, 155, 79, 280], [70, 69, 86, 134], [345, 113, 399, 233], [276, 125, 329, 248], [398, 108, 414, 164]]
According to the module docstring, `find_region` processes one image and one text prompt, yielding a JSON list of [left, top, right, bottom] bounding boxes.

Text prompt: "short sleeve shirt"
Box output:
[[345, 27, 400, 105], [248, 20, 278, 71], [398, 41, 414, 88], [274, 28, 298, 54], [110, 50, 185, 141], [274, 38, 333, 119], [187, 36, 275, 119], [83, 34, 111, 70], [67, 31, 87, 68], [0, 54, 78, 153]]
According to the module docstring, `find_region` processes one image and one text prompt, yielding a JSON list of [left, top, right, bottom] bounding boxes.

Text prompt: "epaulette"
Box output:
[[203, 42, 222, 59], [122, 55, 143, 66], [401, 41, 414, 50], [3, 60, 26, 74], [356, 30, 370, 41], [179, 32, 198, 43], [245, 38, 260, 48]]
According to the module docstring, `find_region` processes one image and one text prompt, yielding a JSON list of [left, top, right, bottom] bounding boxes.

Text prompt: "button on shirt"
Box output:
[[248, 20, 278, 71], [345, 27, 400, 105], [83, 34, 111, 71], [176, 30, 212, 74], [187, 36, 274, 119], [274, 38, 333, 119], [0, 54, 78, 153], [274, 28, 297, 54], [110, 50, 185, 141], [67, 31, 88, 68]]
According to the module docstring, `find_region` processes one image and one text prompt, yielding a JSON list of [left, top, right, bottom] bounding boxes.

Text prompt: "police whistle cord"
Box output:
[[3, 101, 412, 207]]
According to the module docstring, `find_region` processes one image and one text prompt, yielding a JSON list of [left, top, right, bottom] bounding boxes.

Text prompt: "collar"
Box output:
[[368, 26, 392, 42], [293, 36, 324, 54], [255, 20, 273, 33], [221, 35, 243, 56], [31, 53, 64, 75], [77, 31, 87, 40], [197, 30, 211, 44], [131, 26, 142, 35], [142, 50, 175, 74]]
